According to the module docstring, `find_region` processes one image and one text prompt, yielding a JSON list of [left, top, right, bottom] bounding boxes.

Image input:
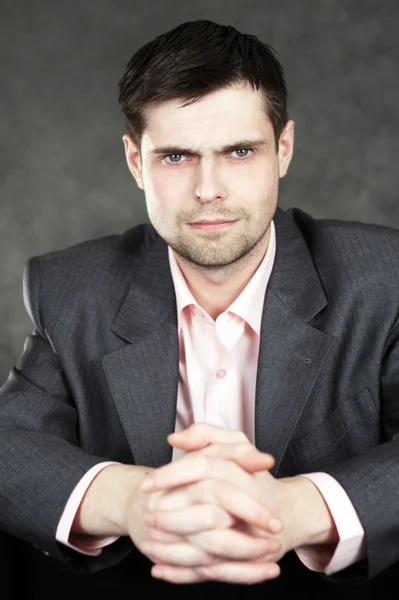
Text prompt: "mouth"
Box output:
[[187, 219, 239, 231]]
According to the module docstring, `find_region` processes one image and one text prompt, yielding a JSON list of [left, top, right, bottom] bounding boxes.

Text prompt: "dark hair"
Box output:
[[118, 19, 288, 153]]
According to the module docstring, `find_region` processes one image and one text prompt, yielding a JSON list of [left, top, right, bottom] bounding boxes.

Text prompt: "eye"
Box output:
[[231, 148, 254, 159], [163, 154, 186, 165]]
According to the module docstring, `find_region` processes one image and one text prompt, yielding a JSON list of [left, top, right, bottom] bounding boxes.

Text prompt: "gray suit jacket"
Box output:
[[1, 206, 399, 585]]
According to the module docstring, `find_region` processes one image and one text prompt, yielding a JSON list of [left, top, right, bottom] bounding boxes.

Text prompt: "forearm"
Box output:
[[71, 463, 154, 537]]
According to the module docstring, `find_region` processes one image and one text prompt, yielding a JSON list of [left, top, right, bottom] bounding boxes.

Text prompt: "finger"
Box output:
[[199, 442, 275, 472], [146, 527, 183, 543], [142, 453, 264, 493], [140, 539, 220, 567], [144, 458, 283, 534], [201, 559, 281, 583], [187, 527, 281, 560], [155, 479, 275, 531], [142, 453, 279, 529], [251, 521, 284, 536], [145, 504, 235, 534], [240, 519, 284, 538], [151, 560, 281, 584], [168, 423, 249, 450]]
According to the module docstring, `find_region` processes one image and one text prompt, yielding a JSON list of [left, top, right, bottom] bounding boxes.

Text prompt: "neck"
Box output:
[[173, 231, 270, 321]]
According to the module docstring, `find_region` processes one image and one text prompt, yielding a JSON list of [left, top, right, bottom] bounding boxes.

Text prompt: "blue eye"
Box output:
[[162, 148, 254, 165], [164, 154, 186, 164], [231, 148, 253, 159]]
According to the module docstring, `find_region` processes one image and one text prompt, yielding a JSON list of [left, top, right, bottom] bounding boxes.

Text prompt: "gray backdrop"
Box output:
[[1, 0, 399, 383]]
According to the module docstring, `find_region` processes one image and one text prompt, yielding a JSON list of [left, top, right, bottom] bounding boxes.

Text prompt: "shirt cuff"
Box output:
[[55, 461, 121, 556], [295, 472, 366, 575]]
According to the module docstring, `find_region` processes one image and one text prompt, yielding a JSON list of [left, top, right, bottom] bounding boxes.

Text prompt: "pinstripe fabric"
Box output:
[[1, 207, 399, 586]]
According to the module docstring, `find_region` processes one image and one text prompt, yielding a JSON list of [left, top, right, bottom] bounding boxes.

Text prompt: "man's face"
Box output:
[[124, 83, 294, 268]]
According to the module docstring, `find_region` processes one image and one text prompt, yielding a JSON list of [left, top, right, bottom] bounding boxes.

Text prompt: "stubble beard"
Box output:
[[166, 220, 271, 271]]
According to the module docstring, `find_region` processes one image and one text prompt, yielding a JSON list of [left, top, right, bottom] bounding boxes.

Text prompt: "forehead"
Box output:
[[141, 84, 273, 150]]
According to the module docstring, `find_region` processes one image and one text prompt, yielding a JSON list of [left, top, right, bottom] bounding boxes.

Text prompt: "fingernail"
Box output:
[[267, 565, 280, 579], [152, 566, 163, 579]]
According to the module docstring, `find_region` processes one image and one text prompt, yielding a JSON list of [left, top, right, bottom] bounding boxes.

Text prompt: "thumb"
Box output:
[[197, 442, 275, 472], [234, 450, 275, 472], [168, 423, 250, 450]]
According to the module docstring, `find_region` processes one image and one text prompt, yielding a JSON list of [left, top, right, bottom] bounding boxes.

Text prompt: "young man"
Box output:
[[1, 18, 399, 598]]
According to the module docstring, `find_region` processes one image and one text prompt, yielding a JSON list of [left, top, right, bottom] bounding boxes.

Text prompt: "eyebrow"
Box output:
[[149, 139, 268, 157]]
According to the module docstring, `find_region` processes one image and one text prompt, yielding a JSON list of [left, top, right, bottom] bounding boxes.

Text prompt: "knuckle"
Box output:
[[198, 531, 221, 554], [191, 423, 209, 441], [236, 430, 249, 443], [215, 480, 233, 502], [200, 443, 220, 456], [201, 477, 217, 496], [199, 562, 230, 582], [155, 493, 179, 512], [207, 505, 225, 528], [147, 490, 165, 511], [194, 455, 211, 475], [200, 507, 216, 530], [211, 538, 229, 556], [153, 495, 167, 511], [147, 526, 167, 541], [195, 565, 215, 581], [203, 531, 232, 557], [148, 511, 160, 528], [235, 442, 253, 456]]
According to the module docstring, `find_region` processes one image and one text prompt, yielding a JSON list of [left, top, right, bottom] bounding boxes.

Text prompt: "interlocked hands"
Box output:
[[130, 424, 294, 584]]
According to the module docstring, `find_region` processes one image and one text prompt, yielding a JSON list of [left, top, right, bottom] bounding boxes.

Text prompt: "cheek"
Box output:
[[255, 166, 279, 201], [234, 168, 277, 204], [145, 168, 184, 208], [234, 159, 277, 189], [144, 169, 190, 228]]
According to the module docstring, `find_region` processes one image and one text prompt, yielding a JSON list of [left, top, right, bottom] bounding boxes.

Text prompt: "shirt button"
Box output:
[[216, 369, 226, 379]]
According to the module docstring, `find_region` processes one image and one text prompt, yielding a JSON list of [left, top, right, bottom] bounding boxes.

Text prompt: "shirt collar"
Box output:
[[168, 220, 276, 335]]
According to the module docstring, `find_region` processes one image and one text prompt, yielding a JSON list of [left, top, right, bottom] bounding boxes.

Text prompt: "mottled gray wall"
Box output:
[[1, 0, 399, 382]]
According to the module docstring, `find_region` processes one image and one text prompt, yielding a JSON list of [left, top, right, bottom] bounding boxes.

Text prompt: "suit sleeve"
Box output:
[[0, 257, 133, 573], [321, 321, 399, 583]]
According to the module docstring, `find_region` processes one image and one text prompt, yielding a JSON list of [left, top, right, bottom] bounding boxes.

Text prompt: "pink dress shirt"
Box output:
[[56, 220, 365, 574]]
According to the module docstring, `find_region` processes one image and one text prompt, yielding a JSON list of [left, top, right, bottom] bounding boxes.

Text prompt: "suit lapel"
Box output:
[[102, 210, 337, 470], [255, 209, 336, 474], [101, 233, 179, 468]]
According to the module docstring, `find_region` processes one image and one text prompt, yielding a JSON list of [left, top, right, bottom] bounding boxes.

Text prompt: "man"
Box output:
[[1, 18, 399, 598]]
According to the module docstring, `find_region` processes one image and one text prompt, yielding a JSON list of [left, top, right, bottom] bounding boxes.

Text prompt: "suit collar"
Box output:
[[269, 207, 327, 322], [110, 231, 177, 344]]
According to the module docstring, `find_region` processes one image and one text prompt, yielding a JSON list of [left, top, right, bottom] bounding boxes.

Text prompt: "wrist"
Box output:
[[105, 464, 152, 536], [280, 475, 339, 550], [72, 463, 153, 537]]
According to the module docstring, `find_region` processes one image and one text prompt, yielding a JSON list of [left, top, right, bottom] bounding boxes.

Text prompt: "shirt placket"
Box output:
[[203, 313, 245, 422]]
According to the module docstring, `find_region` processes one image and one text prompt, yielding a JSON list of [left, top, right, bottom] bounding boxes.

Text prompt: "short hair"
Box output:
[[118, 19, 288, 153]]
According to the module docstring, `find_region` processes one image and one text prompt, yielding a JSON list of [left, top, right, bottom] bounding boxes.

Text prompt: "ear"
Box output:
[[277, 120, 295, 178], [123, 135, 144, 189]]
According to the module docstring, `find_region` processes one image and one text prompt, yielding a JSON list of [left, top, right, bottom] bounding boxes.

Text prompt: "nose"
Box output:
[[194, 161, 227, 204]]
